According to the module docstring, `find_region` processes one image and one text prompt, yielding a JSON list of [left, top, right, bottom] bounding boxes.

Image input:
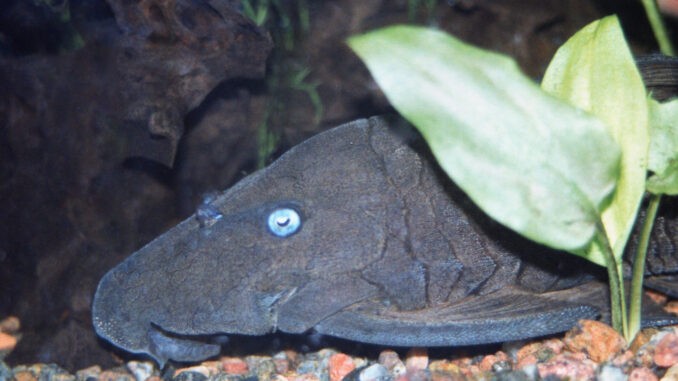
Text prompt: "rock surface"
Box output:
[[0, 0, 270, 370]]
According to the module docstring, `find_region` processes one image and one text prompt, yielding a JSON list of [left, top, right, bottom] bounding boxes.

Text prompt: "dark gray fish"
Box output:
[[92, 115, 677, 367], [93, 54, 678, 367]]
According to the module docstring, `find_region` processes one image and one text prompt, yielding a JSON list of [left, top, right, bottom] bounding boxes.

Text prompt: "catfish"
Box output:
[[93, 115, 677, 367]]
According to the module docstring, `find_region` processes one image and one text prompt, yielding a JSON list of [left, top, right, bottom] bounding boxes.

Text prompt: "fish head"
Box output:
[[92, 119, 398, 365]]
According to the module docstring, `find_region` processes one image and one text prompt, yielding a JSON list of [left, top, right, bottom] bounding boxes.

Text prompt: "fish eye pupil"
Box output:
[[267, 208, 301, 237], [276, 216, 291, 227]]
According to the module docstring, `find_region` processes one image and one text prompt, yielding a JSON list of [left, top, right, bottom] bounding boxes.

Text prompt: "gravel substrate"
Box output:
[[1, 318, 678, 381]]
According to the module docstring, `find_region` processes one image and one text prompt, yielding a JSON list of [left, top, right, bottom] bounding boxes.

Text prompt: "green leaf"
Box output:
[[541, 15, 648, 266], [647, 98, 678, 195], [348, 25, 620, 251]]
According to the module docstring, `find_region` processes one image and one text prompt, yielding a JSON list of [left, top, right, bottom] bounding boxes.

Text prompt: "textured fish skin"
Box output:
[[92, 115, 676, 367], [638, 54, 678, 101]]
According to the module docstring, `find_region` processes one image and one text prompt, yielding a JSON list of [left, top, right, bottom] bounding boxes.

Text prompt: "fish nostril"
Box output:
[[196, 204, 223, 227], [196, 193, 224, 228]]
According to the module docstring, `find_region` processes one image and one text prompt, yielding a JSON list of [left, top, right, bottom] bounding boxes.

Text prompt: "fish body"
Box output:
[[93, 116, 678, 366]]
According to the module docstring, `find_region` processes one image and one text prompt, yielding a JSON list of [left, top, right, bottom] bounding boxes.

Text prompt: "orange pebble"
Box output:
[[328, 353, 355, 381], [0, 331, 17, 351], [654, 333, 678, 368], [221, 357, 249, 375]]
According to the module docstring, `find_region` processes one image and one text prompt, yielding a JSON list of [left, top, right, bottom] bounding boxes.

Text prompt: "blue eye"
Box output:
[[267, 208, 301, 237]]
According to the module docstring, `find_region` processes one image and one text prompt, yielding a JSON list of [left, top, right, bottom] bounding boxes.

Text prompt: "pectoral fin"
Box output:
[[645, 275, 678, 298], [313, 286, 600, 346], [276, 275, 379, 334]]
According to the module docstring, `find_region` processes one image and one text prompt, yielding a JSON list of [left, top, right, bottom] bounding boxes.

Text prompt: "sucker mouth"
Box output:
[[147, 323, 222, 366]]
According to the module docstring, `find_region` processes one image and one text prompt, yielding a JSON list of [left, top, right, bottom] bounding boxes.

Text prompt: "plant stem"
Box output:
[[641, 0, 676, 56], [298, 0, 310, 33], [596, 225, 628, 338], [628, 194, 662, 338]]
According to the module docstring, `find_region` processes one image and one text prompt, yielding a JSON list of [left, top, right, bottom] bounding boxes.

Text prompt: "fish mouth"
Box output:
[[143, 288, 299, 367], [147, 323, 222, 367]]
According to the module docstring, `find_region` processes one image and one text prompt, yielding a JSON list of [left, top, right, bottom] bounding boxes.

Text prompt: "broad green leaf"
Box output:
[[348, 25, 620, 251], [541, 16, 648, 266], [647, 98, 678, 195]]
